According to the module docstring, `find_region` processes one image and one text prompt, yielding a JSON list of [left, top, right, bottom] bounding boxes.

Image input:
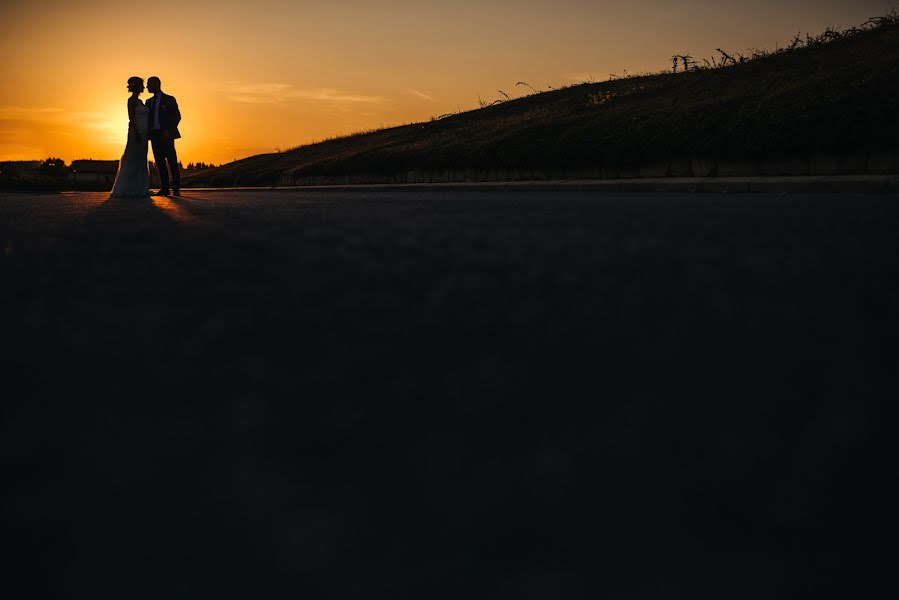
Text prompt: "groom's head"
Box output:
[[147, 77, 161, 93]]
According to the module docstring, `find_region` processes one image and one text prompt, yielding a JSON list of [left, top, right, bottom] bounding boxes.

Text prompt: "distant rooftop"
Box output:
[[71, 160, 118, 174]]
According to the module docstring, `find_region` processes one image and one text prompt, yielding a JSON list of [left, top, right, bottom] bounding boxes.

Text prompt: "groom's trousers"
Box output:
[[150, 132, 180, 192]]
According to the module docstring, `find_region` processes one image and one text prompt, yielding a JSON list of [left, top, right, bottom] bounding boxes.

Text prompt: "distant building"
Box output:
[[0, 161, 41, 177], [70, 160, 118, 184]]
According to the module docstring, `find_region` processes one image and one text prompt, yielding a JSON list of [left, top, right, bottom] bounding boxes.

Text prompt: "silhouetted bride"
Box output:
[[109, 76, 150, 197]]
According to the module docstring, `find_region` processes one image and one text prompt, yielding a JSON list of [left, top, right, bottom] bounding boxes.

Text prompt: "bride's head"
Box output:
[[127, 76, 144, 95]]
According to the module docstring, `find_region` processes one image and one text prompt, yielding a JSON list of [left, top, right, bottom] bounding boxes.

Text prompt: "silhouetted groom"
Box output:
[[146, 76, 181, 196]]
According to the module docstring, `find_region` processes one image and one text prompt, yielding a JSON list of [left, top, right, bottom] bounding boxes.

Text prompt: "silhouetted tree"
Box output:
[[181, 161, 216, 172], [39, 157, 67, 179]]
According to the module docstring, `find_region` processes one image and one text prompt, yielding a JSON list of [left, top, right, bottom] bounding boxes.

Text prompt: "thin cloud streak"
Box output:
[[0, 128, 33, 138], [0, 106, 113, 128], [404, 88, 435, 102], [0, 106, 124, 149], [0, 142, 46, 159], [0, 106, 65, 119], [219, 82, 386, 106]]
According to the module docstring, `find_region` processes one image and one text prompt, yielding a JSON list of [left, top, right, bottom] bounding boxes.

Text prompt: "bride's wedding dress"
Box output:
[[110, 101, 149, 197]]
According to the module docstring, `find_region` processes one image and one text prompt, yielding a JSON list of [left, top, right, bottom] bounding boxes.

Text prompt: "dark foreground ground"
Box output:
[[2, 190, 897, 598]]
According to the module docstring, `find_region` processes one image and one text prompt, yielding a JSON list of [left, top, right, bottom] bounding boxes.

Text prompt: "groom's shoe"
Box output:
[[172, 189, 181, 196], [153, 189, 170, 196]]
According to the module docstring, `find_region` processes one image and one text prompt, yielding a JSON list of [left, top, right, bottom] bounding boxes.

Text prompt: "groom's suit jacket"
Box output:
[[147, 93, 182, 139]]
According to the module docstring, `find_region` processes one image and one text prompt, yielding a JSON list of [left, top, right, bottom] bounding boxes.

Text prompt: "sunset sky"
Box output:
[[0, 0, 887, 164]]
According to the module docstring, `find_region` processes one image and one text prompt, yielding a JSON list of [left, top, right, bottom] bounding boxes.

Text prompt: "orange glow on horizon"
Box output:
[[1, 0, 887, 165]]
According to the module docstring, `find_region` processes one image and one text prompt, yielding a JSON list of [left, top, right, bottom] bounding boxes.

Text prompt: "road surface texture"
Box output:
[[2, 190, 897, 598]]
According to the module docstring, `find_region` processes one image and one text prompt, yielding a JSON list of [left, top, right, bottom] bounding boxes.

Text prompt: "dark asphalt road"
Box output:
[[2, 190, 897, 597]]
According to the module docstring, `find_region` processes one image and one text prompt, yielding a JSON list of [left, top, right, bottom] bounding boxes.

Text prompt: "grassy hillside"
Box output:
[[186, 19, 899, 187]]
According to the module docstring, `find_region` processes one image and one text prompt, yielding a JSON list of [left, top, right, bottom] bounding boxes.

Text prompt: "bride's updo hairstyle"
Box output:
[[127, 76, 144, 91]]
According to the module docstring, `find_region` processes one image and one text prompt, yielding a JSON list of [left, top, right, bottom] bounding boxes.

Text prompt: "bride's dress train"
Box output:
[[110, 101, 149, 197]]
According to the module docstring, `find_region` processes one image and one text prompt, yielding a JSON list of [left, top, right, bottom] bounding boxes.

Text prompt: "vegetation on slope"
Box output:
[[186, 17, 899, 187]]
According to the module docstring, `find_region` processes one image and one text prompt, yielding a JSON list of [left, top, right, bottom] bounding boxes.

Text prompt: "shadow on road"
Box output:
[[3, 190, 898, 598]]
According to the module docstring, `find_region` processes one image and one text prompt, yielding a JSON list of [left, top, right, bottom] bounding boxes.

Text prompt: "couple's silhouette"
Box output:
[[109, 76, 181, 198]]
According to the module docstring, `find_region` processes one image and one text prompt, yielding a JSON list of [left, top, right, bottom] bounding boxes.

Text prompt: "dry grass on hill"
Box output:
[[186, 17, 899, 187]]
